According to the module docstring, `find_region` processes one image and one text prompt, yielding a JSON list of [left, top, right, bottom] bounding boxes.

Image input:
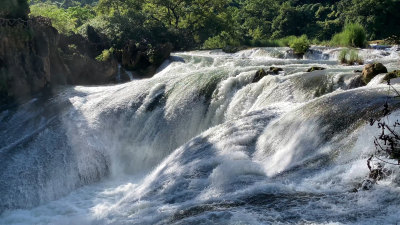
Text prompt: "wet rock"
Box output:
[[121, 41, 172, 77], [362, 63, 388, 84], [252, 67, 284, 83], [0, 18, 118, 105], [307, 66, 325, 72], [268, 67, 283, 75], [353, 70, 362, 73], [380, 51, 390, 56], [353, 160, 392, 192], [383, 70, 400, 81], [222, 45, 247, 53], [348, 74, 366, 88], [253, 69, 267, 83]]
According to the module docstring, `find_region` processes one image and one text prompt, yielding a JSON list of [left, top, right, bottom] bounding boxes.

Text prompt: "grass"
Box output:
[[338, 48, 363, 65], [330, 23, 367, 48]]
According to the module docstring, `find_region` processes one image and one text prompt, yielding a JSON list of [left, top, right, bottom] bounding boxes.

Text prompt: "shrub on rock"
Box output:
[[383, 70, 400, 81]]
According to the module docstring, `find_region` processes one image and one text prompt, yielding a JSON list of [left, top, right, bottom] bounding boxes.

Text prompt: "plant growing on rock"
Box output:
[[289, 35, 310, 56], [383, 70, 400, 81], [96, 47, 114, 62], [338, 48, 363, 65]]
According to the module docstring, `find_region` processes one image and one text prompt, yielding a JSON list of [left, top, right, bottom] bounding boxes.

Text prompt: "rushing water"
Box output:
[[1, 46, 400, 225]]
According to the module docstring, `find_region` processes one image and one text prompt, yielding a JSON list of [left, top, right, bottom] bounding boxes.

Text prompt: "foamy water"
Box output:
[[1, 47, 400, 224]]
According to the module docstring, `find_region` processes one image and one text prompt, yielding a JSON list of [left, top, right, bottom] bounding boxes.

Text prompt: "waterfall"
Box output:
[[1, 47, 400, 225]]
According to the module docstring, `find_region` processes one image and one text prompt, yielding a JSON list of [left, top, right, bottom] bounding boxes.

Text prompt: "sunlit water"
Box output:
[[1, 47, 400, 224]]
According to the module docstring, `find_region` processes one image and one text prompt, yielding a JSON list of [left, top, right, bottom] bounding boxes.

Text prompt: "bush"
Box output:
[[30, 3, 77, 34], [338, 48, 349, 64], [383, 70, 400, 81], [96, 48, 114, 62], [289, 35, 310, 55], [203, 31, 240, 49], [338, 48, 363, 65], [277, 36, 297, 47], [330, 23, 367, 48]]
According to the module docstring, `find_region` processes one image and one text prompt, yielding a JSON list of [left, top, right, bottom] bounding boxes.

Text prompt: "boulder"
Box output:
[[383, 70, 400, 82], [252, 67, 284, 83], [268, 67, 283, 75], [252, 69, 267, 83], [348, 74, 366, 89], [222, 45, 247, 53], [121, 41, 172, 77], [307, 66, 325, 72], [362, 63, 388, 84]]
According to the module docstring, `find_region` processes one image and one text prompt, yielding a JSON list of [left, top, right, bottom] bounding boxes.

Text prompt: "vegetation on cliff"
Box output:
[[22, 0, 400, 51]]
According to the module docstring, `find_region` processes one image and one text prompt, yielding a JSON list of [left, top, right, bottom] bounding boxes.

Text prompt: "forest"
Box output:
[[3, 0, 400, 51]]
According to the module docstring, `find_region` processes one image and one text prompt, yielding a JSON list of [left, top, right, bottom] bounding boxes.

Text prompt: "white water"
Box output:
[[1, 47, 400, 224]]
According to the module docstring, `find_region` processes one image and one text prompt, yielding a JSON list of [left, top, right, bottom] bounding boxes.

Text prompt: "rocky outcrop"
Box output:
[[252, 67, 283, 83], [119, 41, 172, 77], [362, 63, 388, 84], [307, 66, 325, 72], [268, 67, 283, 74], [253, 69, 267, 83], [348, 74, 366, 89], [0, 18, 118, 106]]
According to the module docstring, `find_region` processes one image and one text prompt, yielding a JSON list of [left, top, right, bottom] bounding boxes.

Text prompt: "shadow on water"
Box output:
[[0, 88, 110, 213]]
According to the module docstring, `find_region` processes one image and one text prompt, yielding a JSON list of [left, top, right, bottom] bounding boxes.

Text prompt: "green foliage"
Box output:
[[66, 6, 95, 26], [26, 0, 400, 51], [96, 48, 114, 61], [338, 48, 363, 65], [330, 23, 367, 48], [203, 31, 240, 49], [341, 0, 400, 40], [289, 35, 310, 55], [0, 0, 29, 19], [29, 2, 95, 35], [30, 3, 77, 34], [338, 48, 349, 64]]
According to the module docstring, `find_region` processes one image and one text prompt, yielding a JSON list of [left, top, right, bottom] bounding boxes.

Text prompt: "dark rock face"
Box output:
[[0, 18, 118, 106], [253, 69, 267, 83], [120, 41, 172, 77], [252, 67, 284, 83], [348, 74, 366, 89], [307, 66, 325, 72], [268, 67, 283, 74]]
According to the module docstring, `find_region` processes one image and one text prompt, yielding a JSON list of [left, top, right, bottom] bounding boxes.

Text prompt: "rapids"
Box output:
[[1, 46, 400, 224]]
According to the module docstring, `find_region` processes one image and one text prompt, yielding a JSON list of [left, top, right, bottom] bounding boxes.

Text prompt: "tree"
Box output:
[[271, 2, 303, 38], [239, 0, 280, 41], [340, 0, 400, 40], [0, 0, 30, 19]]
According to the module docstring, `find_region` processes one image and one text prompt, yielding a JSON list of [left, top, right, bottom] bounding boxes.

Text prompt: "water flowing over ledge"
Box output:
[[1, 47, 400, 225]]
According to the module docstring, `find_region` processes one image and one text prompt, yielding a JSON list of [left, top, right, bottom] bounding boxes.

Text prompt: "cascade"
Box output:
[[1, 47, 400, 224]]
